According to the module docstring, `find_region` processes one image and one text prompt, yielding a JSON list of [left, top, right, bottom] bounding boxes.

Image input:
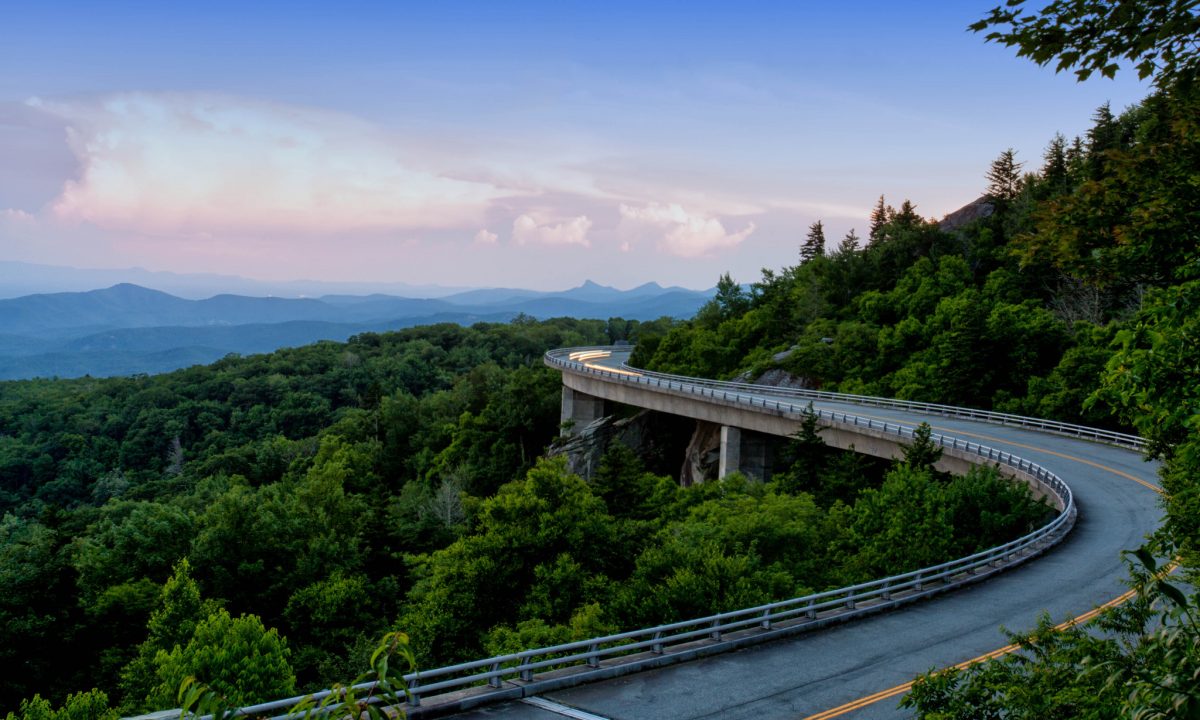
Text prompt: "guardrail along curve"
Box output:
[[155, 346, 1102, 720]]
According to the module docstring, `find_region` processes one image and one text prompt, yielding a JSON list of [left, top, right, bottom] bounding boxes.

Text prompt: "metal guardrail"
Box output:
[[152, 346, 1091, 719], [607, 350, 1143, 451]]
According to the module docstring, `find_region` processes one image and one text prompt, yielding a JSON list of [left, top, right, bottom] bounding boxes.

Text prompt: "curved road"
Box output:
[[447, 351, 1162, 720]]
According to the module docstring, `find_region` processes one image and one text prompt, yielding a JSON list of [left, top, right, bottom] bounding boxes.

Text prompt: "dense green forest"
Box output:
[[642, 1, 1200, 716], [0, 307, 1052, 717], [5, 2, 1200, 718]]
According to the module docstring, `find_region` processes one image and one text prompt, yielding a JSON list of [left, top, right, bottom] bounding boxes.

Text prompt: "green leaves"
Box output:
[[971, 0, 1200, 87], [286, 632, 414, 720]]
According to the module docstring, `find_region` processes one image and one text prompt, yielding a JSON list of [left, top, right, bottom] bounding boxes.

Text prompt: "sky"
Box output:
[[0, 1, 1153, 292]]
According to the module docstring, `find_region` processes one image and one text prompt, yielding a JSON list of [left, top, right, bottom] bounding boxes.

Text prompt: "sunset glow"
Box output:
[[0, 1, 1151, 290]]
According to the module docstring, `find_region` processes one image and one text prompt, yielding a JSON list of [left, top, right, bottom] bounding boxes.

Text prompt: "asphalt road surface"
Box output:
[[445, 351, 1161, 720]]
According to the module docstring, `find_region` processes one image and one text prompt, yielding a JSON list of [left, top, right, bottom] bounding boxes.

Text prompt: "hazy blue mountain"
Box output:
[[439, 286, 546, 306], [0, 280, 713, 379], [0, 261, 470, 300]]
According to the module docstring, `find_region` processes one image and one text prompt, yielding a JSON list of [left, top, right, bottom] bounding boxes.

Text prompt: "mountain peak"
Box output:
[[95, 283, 176, 298]]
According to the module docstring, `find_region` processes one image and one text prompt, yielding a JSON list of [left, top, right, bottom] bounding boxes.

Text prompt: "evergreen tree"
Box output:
[[868, 195, 890, 243], [1086, 102, 1118, 178], [801, 220, 826, 263], [837, 228, 861, 254], [901, 423, 943, 472], [1065, 135, 1086, 177], [894, 199, 922, 227], [986, 148, 1024, 202], [1041, 133, 1068, 188]]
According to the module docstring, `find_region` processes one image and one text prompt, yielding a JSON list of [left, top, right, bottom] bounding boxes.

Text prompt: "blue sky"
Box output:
[[0, 1, 1152, 291]]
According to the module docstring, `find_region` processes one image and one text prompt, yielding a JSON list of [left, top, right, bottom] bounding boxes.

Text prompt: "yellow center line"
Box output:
[[799, 575, 1172, 720], [794, 419, 1163, 719], [928, 426, 1162, 495], [812, 405, 1162, 494], [578, 370, 1166, 719]]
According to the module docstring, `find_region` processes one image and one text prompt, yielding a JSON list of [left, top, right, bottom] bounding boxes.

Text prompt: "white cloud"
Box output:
[[512, 214, 592, 247], [31, 92, 511, 235], [618, 202, 756, 257], [473, 228, 499, 244], [1, 208, 36, 224]]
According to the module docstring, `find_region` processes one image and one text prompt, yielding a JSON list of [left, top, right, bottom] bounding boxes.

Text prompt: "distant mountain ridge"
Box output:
[[0, 261, 470, 300], [0, 280, 714, 380]]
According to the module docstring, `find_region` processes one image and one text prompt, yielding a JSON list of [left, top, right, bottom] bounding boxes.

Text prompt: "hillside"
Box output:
[[0, 281, 714, 379]]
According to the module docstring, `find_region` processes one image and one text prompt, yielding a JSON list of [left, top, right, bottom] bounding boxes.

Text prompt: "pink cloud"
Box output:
[[511, 213, 592, 247], [34, 93, 511, 235], [618, 202, 755, 257]]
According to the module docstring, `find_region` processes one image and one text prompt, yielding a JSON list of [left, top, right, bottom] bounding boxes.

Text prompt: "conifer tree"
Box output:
[[985, 148, 1024, 202], [894, 199, 921, 227], [801, 220, 826, 262], [901, 423, 943, 471], [1041, 133, 1068, 187], [837, 228, 861, 254], [868, 195, 890, 243], [1065, 135, 1085, 175]]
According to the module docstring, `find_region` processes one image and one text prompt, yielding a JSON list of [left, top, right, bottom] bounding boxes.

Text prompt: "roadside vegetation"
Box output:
[[5, 2, 1200, 717]]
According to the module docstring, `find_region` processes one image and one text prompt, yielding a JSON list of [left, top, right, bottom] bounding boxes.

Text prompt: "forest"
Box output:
[[5, 2, 1200, 718], [0, 304, 1053, 718], [636, 2, 1200, 716]]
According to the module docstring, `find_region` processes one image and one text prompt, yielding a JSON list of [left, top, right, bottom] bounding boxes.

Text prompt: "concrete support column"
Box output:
[[718, 426, 741, 479], [719, 425, 770, 480], [560, 386, 608, 436]]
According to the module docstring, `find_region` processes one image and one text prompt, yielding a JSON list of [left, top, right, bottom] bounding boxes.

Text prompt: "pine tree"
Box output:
[[901, 422, 943, 471], [1041, 133, 1068, 188], [868, 195, 890, 243], [894, 199, 921, 227], [1065, 135, 1085, 176], [1086, 102, 1119, 179], [1087, 102, 1117, 155], [801, 220, 826, 262], [837, 228, 861, 254], [985, 148, 1024, 202]]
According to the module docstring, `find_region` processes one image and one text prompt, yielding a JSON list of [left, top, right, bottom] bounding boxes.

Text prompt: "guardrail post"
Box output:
[[710, 619, 722, 641], [761, 609, 772, 629], [914, 573, 924, 591], [586, 643, 601, 668], [409, 680, 421, 707], [845, 596, 856, 610], [488, 661, 503, 686], [806, 602, 817, 619], [881, 583, 891, 600], [652, 631, 664, 654], [519, 661, 533, 682]]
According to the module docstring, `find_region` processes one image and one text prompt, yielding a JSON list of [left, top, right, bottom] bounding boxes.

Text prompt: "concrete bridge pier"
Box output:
[[561, 386, 608, 436], [719, 426, 771, 480]]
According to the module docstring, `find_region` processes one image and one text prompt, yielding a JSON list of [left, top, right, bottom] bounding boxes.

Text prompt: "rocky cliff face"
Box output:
[[549, 410, 692, 481], [679, 420, 721, 486], [939, 196, 995, 233]]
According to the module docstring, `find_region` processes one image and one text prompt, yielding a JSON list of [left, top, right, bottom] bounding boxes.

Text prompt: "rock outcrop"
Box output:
[[550, 410, 686, 481], [753, 367, 813, 390], [939, 196, 995, 233], [679, 420, 721, 486]]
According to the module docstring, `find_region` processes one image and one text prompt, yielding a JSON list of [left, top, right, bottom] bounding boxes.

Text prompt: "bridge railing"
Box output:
[[545, 346, 1144, 451], [154, 347, 1084, 719]]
